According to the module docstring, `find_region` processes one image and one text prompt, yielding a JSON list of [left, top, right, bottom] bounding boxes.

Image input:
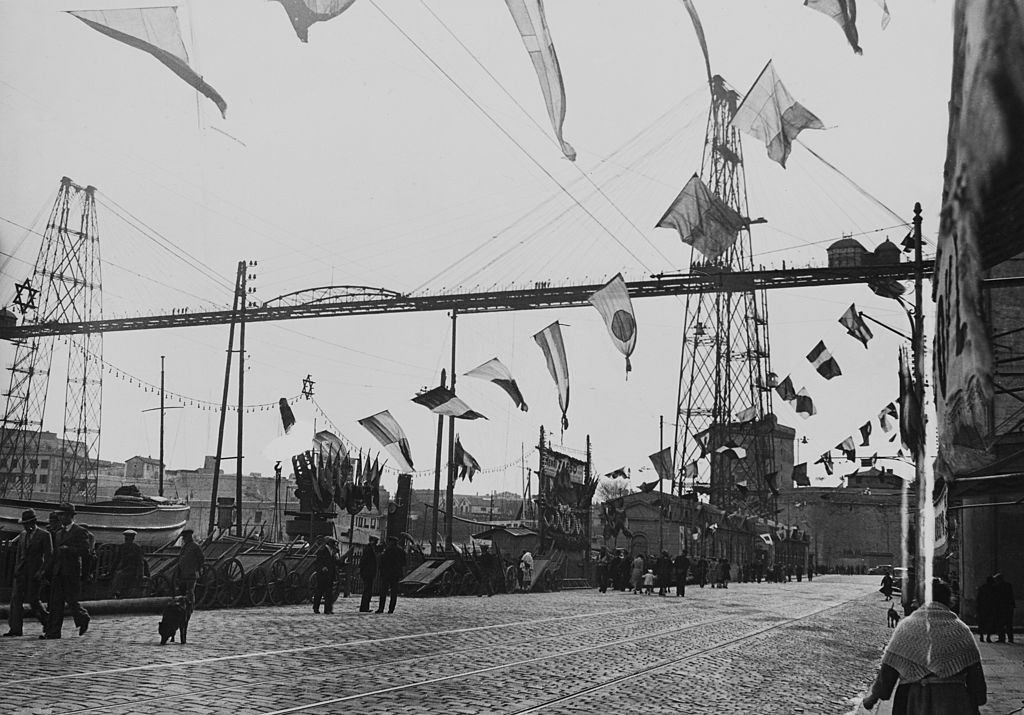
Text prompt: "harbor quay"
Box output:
[[3, 575, 1021, 715]]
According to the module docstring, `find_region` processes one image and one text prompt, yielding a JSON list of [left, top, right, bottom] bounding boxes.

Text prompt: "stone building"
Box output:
[[826, 237, 903, 269]]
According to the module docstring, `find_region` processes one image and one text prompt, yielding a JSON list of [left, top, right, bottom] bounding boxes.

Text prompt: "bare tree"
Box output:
[[596, 477, 633, 503]]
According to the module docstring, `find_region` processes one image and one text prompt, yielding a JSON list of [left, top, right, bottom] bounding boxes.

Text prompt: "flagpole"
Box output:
[[445, 310, 458, 552], [911, 202, 927, 606], [431, 369, 446, 556], [659, 415, 665, 553]]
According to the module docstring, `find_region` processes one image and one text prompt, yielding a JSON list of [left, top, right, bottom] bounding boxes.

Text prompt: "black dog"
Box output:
[[887, 604, 900, 628], [158, 597, 191, 645]]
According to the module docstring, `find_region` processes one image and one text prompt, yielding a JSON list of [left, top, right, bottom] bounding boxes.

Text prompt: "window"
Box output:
[[254, 511, 263, 523], [38, 474, 47, 485], [40, 459, 49, 468]]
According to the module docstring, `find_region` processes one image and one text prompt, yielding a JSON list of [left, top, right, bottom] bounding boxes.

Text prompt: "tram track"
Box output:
[[250, 592, 866, 715]]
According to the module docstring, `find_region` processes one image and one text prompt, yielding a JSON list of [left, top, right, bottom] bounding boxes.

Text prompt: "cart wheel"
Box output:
[[218, 558, 245, 608], [248, 569, 270, 606], [504, 566, 518, 593], [460, 572, 476, 596], [268, 561, 289, 606], [439, 569, 455, 597], [286, 571, 307, 604]]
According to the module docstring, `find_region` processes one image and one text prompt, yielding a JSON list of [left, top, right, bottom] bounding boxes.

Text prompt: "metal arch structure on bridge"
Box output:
[[0, 262, 934, 339]]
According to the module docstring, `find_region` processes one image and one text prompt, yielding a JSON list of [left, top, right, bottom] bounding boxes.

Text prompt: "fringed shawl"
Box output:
[[882, 602, 981, 681]]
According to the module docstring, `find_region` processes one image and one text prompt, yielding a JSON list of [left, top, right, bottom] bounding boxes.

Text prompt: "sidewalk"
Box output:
[[979, 639, 1024, 715]]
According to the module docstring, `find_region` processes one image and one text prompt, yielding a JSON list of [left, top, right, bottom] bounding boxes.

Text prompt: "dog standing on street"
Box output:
[[158, 596, 191, 645], [886, 604, 901, 628]]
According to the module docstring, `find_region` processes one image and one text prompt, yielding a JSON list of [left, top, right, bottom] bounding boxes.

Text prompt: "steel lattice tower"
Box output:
[[674, 77, 776, 516], [0, 177, 103, 501]]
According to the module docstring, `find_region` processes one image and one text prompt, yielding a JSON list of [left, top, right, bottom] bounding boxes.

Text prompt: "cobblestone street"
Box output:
[[2, 576, 1019, 715]]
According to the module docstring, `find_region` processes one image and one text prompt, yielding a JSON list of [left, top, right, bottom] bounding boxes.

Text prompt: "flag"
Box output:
[[684, 461, 699, 481], [715, 443, 747, 460], [792, 463, 810, 486], [765, 471, 779, 495], [804, 0, 862, 54], [358, 410, 414, 471], [775, 375, 798, 402], [839, 304, 874, 348], [454, 436, 481, 482], [859, 421, 873, 446], [807, 341, 842, 380], [412, 386, 487, 420], [875, 0, 891, 29], [837, 437, 857, 461], [816, 451, 834, 476], [681, 0, 712, 83], [533, 322, 571, 430], [279, 398, 296, 434], [464, 358, 528, 411], [69, 8, 227, 118], [638, 479, 660, 493], [313, 429, 347, 457], [794, 388, 816, 419], [898, 346, 924, 457], [879, 402, 898, 432], [272, 0, 357, 42], [759, 533, 773, 545], [730, 60, 824, 167], [588, 273, 637, 374], [656, 174, 746, 260], [735, 405, 757, 423], [362, 456, 381, 509], [605, 467, 629, 480], [504, 0, 575, 160], [649, 447, 673, 482]]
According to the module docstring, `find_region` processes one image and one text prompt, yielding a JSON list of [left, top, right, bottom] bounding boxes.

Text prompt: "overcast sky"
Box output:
[[0, 0, 952, 497]]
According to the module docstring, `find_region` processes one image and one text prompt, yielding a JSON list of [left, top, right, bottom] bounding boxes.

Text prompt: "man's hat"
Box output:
[[18, 509, 38, 524], [180, 527, 194, 535], [123, 529, 138, 537], [56, 502, 75, 515], [367, 535, 379, 543], [324, 536, 338, 544]]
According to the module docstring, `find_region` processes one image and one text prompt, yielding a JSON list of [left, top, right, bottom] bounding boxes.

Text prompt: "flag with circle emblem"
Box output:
[[588, 273, 637, 375]]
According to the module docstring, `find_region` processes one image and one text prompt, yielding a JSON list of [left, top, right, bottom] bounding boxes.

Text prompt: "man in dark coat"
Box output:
[[993, 573, 1016, 644], [312, 537, 340, 614], [476, 545, 496, 597], [175, 528, 204, 611], [358, 536, 379, 612], [595, 547, 610, 593], [42, 503, 92, 639], [656, 551, 673, 596], [378, 536, 406, 613], [4, 509, 52, 637], [976, 576, 996, 643], [110, 529, 146, 598], [673, 551, 690, 597]]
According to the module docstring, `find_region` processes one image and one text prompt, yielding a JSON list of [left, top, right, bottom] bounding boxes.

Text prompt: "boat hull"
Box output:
[[0, 497, 189, 547]]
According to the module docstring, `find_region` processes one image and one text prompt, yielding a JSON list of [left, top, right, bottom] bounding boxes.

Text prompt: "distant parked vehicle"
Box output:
[[868, 564, 892, 576]]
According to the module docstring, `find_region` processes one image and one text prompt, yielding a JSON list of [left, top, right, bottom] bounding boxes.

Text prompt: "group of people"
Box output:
[[593, 547, 812, 596], [975, 573, 1016, 644]]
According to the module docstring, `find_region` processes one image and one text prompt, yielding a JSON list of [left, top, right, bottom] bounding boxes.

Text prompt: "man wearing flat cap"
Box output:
[[358, 536, 379, 613], [110, 529, 146, 599], [311, 536, 341, 615], [3, 509, 52, 637], [42, 503, 93, 639], [175, 528, 204, 611]]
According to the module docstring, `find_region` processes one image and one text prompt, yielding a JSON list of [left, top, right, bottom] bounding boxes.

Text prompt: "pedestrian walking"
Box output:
[[378, 536, 406, 612], [880, 571, 894, 601], [630, 554, 645, 594], [474, 544, 496, 597], [358, 536, 379, 612], [656, 551, 673, 597], [520, 550, 534, 590], [807, 563, 814, 582], [3, 509, 52, 637], [795, 563, 803, 582], [642, 569, 656, 595], [697, 558, 707, 588], [110, 529, 146, 598], [41, 503, 92, 639], [673, 551, 690, 597], [595, 547, 610, 593], [862, 580, 987, 714], [975, 576, 996, 643], [175, 528, 204, 611], [311, 537, 340, 614], [992, 573, 1015, 644]]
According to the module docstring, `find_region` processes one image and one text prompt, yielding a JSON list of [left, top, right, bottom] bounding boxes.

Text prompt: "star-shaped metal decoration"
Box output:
[[301, 374, 315, 399], [13, 280, 38, 315]]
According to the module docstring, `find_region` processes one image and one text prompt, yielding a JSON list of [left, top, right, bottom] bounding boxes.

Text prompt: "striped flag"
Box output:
[[588, 273, 637, 375], [69, 8, 227, 117], [816, 451, 834, 475], [464, 358, 528, 412], [879, 402, 898, 432], [412, 386, 486, 420], [776, 375, 798, 402], [358, 410, 414, 472], [533, 322, 571, 430], [806, 341, 842, 380], [504, 0, 575, 160], [859, 421, 873, 446], [649, 446, 673, 482], [837, 437, 857, 461], [454, 436, 481, 482], [839, 304, 874, 348], [272, 0, 357, 42]]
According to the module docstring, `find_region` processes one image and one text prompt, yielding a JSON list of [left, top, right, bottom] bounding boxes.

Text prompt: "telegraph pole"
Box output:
[[911, 202, 928, 604], [209, 261, 243, 538], [431, 369, 446, 555], [235, 265, 248, 537], [445, 310, 457, 551], [659, 415, 665, 553], [159, 355, 165, 497]]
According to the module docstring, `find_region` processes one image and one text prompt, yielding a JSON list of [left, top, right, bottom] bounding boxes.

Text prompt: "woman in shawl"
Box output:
[[862, 580, 987, 714]]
